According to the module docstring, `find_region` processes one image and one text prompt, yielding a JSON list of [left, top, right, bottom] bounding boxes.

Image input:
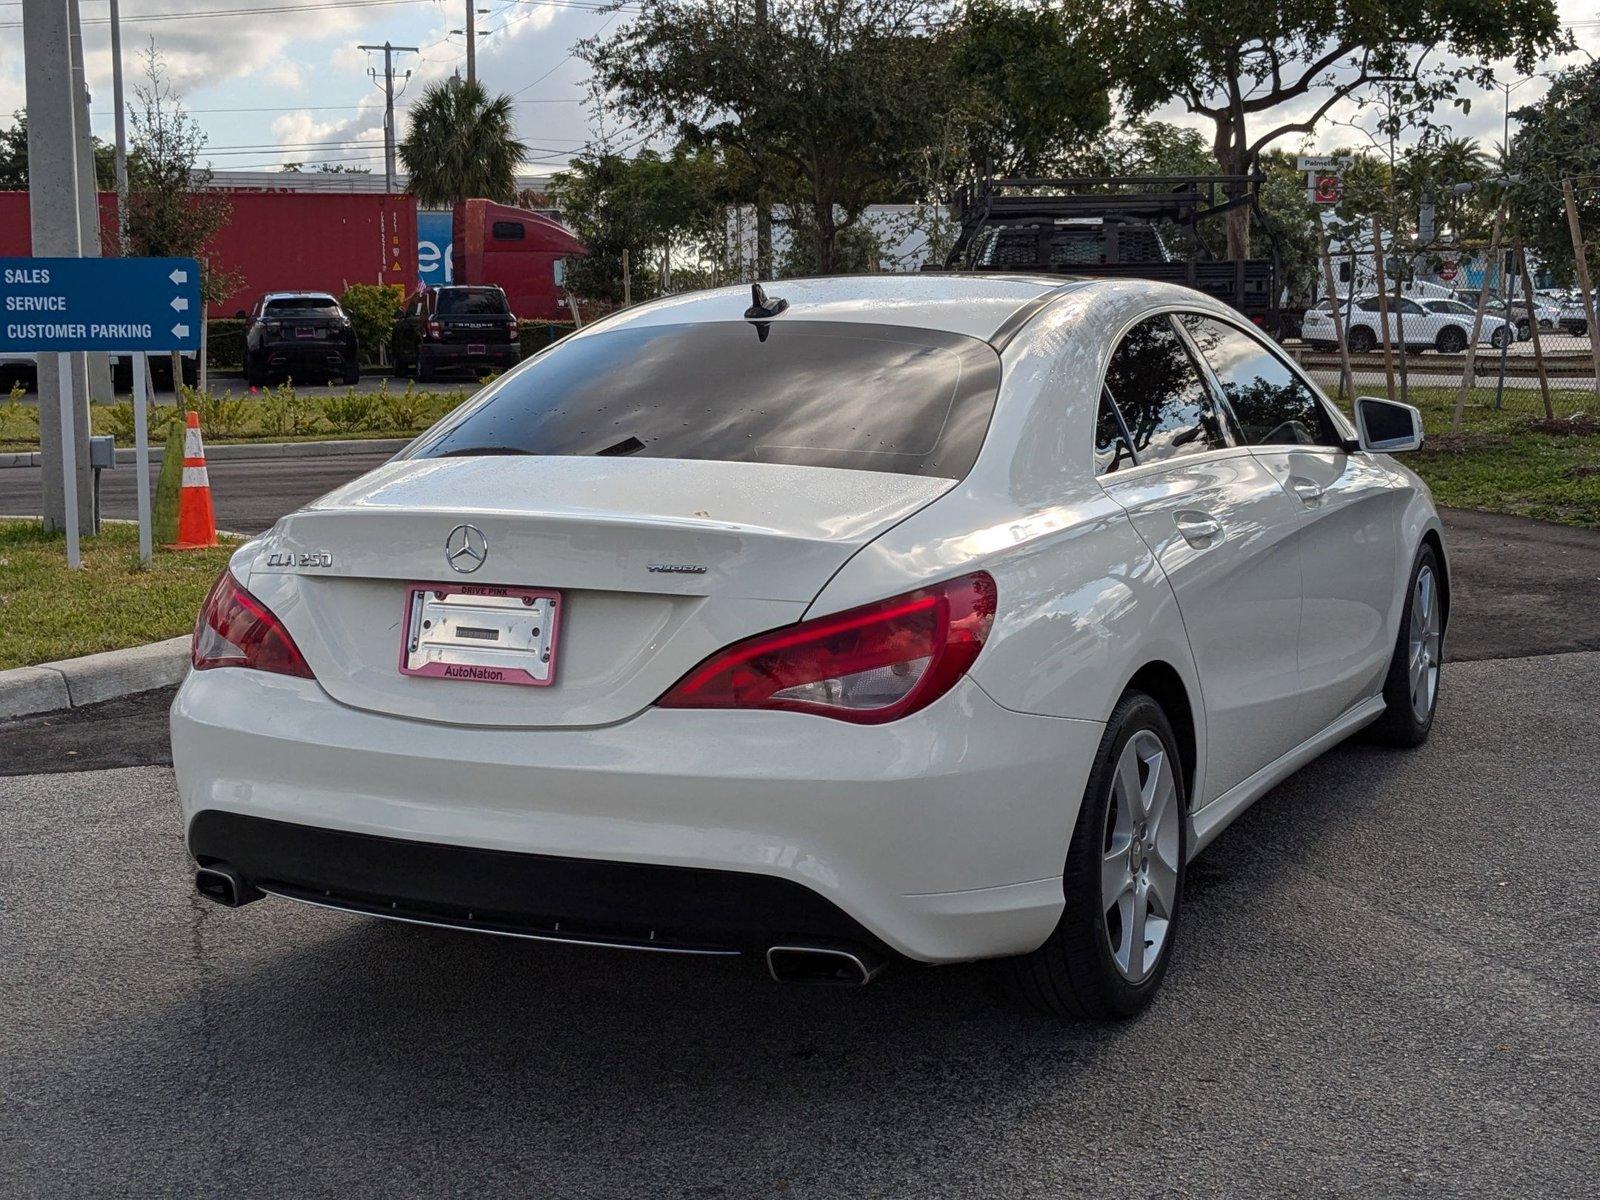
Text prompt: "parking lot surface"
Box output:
[[3, 649, 1595, 1197]]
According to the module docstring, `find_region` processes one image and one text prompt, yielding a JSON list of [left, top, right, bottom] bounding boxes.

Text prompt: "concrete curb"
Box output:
[[0, 636, 190, 720], [0, 437, 409, 470]]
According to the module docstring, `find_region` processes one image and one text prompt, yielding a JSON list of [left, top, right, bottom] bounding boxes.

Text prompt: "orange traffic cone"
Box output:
[[167, 410, 218, 550]]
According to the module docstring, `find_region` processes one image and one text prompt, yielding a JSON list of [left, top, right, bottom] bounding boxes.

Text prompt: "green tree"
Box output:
[[1508, 61, 1600, 285], [399, 80, 527, 207], [0, 110, 120, 191], [944, 0, 1112, 176], [583, 0, 953, 275], [1065, 0, 1566, 257], [125, 44, 236, 382], [550, 144, 730, 304]]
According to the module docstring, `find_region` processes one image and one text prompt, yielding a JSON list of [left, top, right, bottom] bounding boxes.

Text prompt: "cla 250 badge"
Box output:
[[266, 551, 334, 568]]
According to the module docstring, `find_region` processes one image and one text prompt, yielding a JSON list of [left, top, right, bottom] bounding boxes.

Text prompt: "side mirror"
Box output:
[[1353, 395, 1425, 454]]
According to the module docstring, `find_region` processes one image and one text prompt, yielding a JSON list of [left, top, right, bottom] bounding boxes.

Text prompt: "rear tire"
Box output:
[[1347, 326, 1376, 355], [1435, 326, 1467, 354], [245, 357, 265, 388], [416, 356, 435, 384], [996, 692, 1187, 1021], [1367, 544, 1444, 748], [343, 359, 361, 386]]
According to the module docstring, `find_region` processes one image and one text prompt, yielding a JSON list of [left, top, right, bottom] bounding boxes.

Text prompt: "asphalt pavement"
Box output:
[[3, 650, 1596, 1197], [3, 448, 1598, 1196]]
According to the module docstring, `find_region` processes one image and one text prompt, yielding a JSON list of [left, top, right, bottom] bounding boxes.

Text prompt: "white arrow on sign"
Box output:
[[170, 296, 189, 312], [169, 268, 188, 285], [172, 323, 190, 338]]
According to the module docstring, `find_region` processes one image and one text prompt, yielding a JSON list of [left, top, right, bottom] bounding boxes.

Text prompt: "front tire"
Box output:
[[1368, 544, 1444, 747], [997, 692, 1187, 1020]]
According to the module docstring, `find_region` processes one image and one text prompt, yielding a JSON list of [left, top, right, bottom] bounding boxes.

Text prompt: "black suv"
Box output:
[[391, 285, 521, 382], [239, 292, 360, 386]]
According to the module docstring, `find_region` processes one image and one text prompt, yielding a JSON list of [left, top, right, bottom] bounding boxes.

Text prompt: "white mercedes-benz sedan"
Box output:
[[172, 274, 1448, 1019]]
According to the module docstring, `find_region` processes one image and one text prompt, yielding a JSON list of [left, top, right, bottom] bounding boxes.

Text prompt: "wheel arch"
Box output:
[[1420, 527, 1451, 629], [1122, 660, 1198, 812]]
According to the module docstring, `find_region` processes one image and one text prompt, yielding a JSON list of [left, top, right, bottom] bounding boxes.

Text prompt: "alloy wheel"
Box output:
[[1409, 565, 1443, 722], [1101, 730, 1181, 983]]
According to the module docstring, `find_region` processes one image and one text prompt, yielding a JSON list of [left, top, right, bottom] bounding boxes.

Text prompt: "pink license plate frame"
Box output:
[[398, 582, 563, 688]]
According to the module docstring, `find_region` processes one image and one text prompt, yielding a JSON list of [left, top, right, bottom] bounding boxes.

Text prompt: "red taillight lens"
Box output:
[[192, 570, 314, 679], [658, 572, 996, 724], [425, 319, 443, 340]]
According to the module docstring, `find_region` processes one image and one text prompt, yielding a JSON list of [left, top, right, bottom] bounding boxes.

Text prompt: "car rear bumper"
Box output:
[[420, 344, 521, 371], [170, 667, 1101, 962], [256, 341, 355, 368]]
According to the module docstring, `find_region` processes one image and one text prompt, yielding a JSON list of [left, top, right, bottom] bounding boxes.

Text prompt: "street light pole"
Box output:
[[466, 1, 476, 88], [108, 0, 129, 255]]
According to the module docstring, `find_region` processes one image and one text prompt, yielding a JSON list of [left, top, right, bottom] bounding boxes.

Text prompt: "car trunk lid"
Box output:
[[242, 455, 952, 728]]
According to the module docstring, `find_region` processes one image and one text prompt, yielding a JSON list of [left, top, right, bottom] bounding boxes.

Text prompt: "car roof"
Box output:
[[587, 274, 1094, 344], [262, 291, 338, 303]]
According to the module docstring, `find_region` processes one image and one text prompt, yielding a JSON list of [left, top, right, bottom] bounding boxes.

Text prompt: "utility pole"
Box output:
[[109, 0, 129, 255], [753, 0, 771, 279], [359, 42, 418, 194], [466, 2, 477, 88], [23, 0, 94, 535], [68, 0, 114, 412]]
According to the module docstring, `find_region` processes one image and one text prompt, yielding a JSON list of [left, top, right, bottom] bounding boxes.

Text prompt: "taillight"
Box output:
[[658, 572, 996, 724], [192, 570, 315, 679], [425, 319, 443, 340]]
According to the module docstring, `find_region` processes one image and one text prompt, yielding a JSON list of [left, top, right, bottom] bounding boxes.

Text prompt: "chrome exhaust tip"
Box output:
[[766, 944, 886, 987], [194, 865, 262, 908]]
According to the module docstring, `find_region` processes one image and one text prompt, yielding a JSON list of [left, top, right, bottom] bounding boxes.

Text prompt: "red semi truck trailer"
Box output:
[[0, 189, 583, 322]]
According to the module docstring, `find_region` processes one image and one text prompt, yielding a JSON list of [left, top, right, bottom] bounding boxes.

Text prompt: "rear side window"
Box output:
[[437, 288, 509, 315], [412, 320, 1002, 480], [1101, 316, 1228, 465], [1094, 390, 1135, 475], [1177, 315, 1340, 447]]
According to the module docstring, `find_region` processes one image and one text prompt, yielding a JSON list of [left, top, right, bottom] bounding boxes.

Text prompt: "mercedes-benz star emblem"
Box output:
[[444, 524, 489, 574]]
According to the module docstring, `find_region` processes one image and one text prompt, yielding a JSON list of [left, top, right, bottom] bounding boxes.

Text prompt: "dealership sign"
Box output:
[[0, 256, 202, 353]]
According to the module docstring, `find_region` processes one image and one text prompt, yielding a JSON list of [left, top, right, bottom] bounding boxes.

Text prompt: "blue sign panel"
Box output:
[[417, 211, 454, 285], [0, 256, 203, 353]]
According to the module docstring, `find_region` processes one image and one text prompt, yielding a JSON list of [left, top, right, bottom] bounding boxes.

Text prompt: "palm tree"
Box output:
[[399, 79, 527, 207]]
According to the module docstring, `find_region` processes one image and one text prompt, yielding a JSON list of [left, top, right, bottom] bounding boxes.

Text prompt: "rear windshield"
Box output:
[[437, 288, 509, 315], [410, 320, 1002, 479], [265, 296, 339, 315]]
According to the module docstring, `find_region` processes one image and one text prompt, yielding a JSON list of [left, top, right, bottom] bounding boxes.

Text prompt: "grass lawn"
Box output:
[[0, 519, 238, 670], [1366, 387, 1600, 528], [0, 380, 472, 452]]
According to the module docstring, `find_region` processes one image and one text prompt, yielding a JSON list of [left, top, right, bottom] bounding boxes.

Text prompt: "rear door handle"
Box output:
[[1289, 477, 1325, 504], [1174, 510, 1224, 547]]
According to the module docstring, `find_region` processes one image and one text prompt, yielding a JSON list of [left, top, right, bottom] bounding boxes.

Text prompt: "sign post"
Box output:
[[56, 353, 79, 568], [131, 351, 152, 562], [0, 256, 202, 565]]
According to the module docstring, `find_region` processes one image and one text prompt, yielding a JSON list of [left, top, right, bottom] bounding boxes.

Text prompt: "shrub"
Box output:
[[518, 320, 577, 359], [100, 400, 181, 442], [320, 390, 380, 433], [206, 319, 247, 371], [380, 382, 432, 432], [340, 283, 406, 365], [258, 384, 322, 437], [182, 386, 252, 439]]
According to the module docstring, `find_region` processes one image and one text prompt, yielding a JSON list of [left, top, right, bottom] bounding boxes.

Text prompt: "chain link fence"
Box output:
[[1282, 213, 1599, 428]]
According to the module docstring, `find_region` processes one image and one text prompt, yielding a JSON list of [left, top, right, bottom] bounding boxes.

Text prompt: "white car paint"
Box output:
[[172, 274, 1446, 967], [1302, 295, 1512, 352]]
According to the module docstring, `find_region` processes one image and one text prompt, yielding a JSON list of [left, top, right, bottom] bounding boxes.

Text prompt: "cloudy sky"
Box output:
[[0, 0, 1596, 182]]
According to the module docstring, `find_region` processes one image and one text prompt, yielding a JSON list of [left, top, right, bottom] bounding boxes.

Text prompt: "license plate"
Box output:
[[399, 583, 562, 687], [467, 342, 486, 355], [294, 327, 324, 339]]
